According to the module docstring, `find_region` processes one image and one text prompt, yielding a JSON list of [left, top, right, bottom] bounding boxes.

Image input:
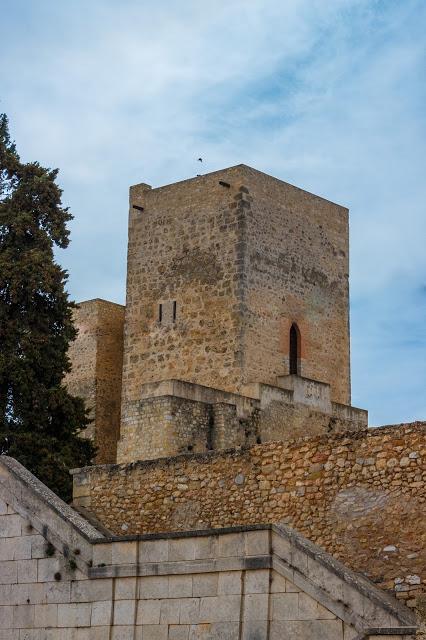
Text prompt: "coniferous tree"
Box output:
[[0, 113, 95, 501]]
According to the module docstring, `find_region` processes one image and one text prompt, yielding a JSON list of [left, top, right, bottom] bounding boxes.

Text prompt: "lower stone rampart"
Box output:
[[73, 422, 426, 611]]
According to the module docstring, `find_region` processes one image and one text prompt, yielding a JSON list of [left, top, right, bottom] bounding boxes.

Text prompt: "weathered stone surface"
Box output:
[[65, 298, 125, 464]]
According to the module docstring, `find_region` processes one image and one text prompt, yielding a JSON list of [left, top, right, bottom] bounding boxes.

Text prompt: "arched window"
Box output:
[[289, 323, 300, 375]]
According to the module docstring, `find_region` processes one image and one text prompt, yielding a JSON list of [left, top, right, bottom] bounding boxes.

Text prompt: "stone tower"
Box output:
[[114, 165, 365, 462]]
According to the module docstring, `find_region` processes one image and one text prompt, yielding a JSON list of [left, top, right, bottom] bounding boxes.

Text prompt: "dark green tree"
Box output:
[[0, 113, 95, 501]]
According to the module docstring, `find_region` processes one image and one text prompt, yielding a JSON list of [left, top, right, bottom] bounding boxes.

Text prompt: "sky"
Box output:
[[1, 0, 425, 425]]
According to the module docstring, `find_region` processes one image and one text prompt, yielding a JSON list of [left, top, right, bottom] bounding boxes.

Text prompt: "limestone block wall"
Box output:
[[0, 456, 416, 638], [65, 298, 125, 463], [73, 422, 426, 609]]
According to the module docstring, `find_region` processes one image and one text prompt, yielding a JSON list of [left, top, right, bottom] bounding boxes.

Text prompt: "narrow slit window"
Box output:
[[173, 301, 177, 322], [289, 323, 300, 375], [158, 303, 163, 323]]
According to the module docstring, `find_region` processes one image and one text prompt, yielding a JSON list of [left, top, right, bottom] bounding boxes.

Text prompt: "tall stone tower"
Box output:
[[115, 165, 365, 463]]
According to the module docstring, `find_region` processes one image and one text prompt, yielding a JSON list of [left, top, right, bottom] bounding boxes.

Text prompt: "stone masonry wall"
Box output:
[[116, 387, 365, 463], [240, 166, 351, 405], [117, 396, 214, 461], [122, 168, 246, 404], [120, 166, 352, 461], [65, 299, 125, 464], [74, 422, 426, 611], [65, 300, 98, 444]]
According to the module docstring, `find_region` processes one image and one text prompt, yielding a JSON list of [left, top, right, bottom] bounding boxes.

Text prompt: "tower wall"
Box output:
[[65, 299, 124, 464], [120, 168, 250, 433], [239, 166, 351, 404]]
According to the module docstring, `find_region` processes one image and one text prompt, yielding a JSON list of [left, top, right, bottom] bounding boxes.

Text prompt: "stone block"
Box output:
[[111, 626, 135, 640], [136, 599, 161, 625], [111, 542, 137, 565], [179, 598, 200, 624], [17, 560, 37, 584], [169, 625, 190, 640], [138, 576, 169, 599], [270, 573, 287, 593], [34, 603, 58, 628], [270, 619, 344, 640], [92, 543, 112, 567], [245, 531, 270, 557], [192, 537, 217, 560], [272, 534, 292, 563], [138, 540, 168, 564], [71, 578, 113, 603], [114, 578, 137, 600], [29, 536, 47, 560], [298, 592, 321, 620], [0, 631, 18, 640], [192, 574, 218, 597], [0, 515, 22, 538], [271, 592, 299, 620], [159, 598, 180, 624], [218, 533, 245, 558], [169, 575, 193, 598], [90, 600, 113, 626], [217, 571, 242, 595], [13, 604, 34, 629], [243, 594, 269, 621], [245, 570, 270, 594], [168, 539, 196, 562], [136, 625, 168, 639], [57, 603, 91, 628], [241, 620, 268, 640], [189, 621, 240, 639], [199, 595, 241, 622], [113, 599, 136, 626], [37, 558, 63, 583], [43, 581, 71, 604], [0, 605, 13, 629], [0, 537, 31, 561], [0, 560, 17, 584]]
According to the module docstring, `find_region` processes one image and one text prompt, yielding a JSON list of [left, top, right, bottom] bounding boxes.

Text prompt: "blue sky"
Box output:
[[1, 0, 425, 425]]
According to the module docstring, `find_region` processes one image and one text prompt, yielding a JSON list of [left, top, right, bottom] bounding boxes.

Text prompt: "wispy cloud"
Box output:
[[1, 0, 425, 424]]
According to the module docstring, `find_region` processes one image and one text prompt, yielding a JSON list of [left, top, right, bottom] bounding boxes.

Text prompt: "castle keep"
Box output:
[[1, 164, 424, 639], [67, 165, 366, 464]]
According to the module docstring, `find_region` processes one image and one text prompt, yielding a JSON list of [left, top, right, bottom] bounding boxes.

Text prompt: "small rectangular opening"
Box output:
[[219, 180, 230, 188], [158, 303, 163, 323], [132, 204, 144, 212], [173, 301, 177, 322]]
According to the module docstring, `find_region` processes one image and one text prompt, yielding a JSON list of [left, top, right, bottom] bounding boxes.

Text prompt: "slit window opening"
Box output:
[[290, 323, 300, 375]]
